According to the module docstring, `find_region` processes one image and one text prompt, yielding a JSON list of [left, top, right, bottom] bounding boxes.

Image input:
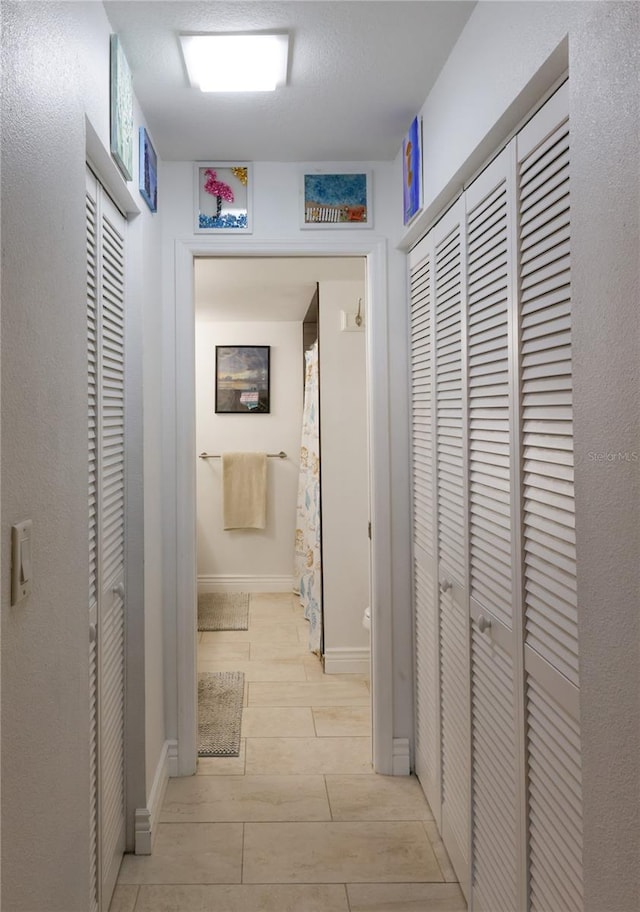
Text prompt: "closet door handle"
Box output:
[[113, 582, 125, 600], [478, 614, 492, 634], [439, 579, 453, 593], [89, 623, 97, 644]]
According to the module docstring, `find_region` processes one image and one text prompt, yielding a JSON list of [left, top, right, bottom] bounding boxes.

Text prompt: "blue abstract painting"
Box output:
[[403, 116, 422, 225]]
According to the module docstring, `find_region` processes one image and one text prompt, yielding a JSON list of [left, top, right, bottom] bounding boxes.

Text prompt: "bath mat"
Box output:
[[198, 592, 249, 631], [198, 671, 245, 757]]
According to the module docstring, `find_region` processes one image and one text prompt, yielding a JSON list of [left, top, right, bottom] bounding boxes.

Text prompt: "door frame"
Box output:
[[172, 235, 394, 775]]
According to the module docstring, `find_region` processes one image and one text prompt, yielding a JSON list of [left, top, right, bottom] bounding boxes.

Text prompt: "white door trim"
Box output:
[[173, 235, 394, 775]]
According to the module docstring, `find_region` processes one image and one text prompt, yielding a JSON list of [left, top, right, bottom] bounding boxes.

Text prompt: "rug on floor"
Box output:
[[197, 591, 250, 631], [198, 671, 245, 757]]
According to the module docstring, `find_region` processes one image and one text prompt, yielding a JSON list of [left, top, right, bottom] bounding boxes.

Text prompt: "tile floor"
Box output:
[[111, 592, 466, 912]]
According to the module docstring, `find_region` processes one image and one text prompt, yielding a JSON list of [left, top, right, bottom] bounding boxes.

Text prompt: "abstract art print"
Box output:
[[139, 127, 158, 212], [403, 116, 423, 226], [110, 34, 134, 181], [215, 346, 270, 413], [195, 163, 252, 233], [301, 171, 372, 228]]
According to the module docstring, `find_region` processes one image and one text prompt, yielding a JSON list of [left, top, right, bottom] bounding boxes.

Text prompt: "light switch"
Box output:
[[340, 310, 365, 332], [11, 519, 33, 606]]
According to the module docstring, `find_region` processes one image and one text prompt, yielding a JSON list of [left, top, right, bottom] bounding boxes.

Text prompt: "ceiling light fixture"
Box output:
[[180, 33, 289, 92]]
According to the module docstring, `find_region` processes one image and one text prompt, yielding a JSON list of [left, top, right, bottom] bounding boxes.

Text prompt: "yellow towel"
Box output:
[[222, 452, 267, 530]]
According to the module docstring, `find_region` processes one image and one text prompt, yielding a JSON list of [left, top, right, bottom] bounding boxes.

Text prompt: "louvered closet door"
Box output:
[[409, 236, 440, 818], [86, 169, 100, 912], [465, 147, 524, 912], [432, 198, 470, 889], [86, 169, 127, 912], [517, 82, 584, 912]]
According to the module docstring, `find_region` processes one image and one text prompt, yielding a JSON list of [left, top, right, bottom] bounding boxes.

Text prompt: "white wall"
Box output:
[[195, 319, 303, 588], [400, 3, 640, 909], [319, 279, 370, 668], [160, 158, 412, 767], [1, 1, 166, 907]]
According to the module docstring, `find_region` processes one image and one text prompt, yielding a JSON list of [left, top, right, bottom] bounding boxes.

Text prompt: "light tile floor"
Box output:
[[111, 592, 466, 912]]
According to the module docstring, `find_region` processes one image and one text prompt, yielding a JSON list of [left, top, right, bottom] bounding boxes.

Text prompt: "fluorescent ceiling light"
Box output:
[[180, 33, 289, 92]]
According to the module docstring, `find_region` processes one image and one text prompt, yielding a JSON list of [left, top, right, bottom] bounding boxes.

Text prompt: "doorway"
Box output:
[[172, 237, 395, 778], [193, 256, 370, 679]]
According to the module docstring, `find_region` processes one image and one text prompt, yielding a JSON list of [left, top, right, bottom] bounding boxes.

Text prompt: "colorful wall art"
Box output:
[[195, 163, 252, 233], [403, 116, 423, 225], [301, 172, 372, 228]]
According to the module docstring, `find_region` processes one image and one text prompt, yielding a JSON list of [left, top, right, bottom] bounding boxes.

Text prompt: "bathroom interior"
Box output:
[[194, 255, 372, 675]]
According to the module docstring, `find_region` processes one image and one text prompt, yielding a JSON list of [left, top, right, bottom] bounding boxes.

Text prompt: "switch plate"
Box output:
[[11, 519, 33, 606], [340, 310, 364, 332]]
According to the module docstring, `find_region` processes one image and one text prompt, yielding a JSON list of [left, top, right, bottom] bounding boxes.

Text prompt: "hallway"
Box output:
[[109, 593, 466, 911]]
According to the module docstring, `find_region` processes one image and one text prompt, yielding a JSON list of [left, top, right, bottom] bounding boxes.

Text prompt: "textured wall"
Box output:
[[0, 1, 166, 907], [1, 4, 104, 908], [570, 5, 640, 910]]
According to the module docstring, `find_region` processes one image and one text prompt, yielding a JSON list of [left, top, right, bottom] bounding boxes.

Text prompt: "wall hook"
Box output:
[[355, 297, 363, 327]]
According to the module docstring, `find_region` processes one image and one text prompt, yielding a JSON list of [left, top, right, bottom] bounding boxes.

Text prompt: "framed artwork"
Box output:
[[403, 116, 423, 226], [110, 34, 134, 181], [139, 127, 158, 212], [215, 346, 270, 413], [301, 171, 372, 228], [195, 163, 252, 233]]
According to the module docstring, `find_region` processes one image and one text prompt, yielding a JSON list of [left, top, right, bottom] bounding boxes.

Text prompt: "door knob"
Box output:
[[89, 623, 97, 643], [113, 582, 125, 600], [439, 579, 453, 593], [478, 614, 492, 634]]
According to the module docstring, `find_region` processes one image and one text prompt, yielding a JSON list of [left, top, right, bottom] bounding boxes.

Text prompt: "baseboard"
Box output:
[[323, 646, 370, 675], [134, 740, 175, 855], [167, 739, 179, 777], [392, 737, 411, 776], [197, 574, 294, 594]]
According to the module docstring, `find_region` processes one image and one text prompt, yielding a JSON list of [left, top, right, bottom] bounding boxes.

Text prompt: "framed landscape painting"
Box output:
[[301, 171, 372, 228], [215, 346, 270, 413]]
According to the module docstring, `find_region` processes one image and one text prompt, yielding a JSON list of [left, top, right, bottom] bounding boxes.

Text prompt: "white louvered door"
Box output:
[[87, 170, 100, 912], [517, 83, 583, 912], [465, 147, 524, 912], [409, 81, 583, 912], [432, 198, 470, 889], [409, 240, 440, 818], [86, 169, 127, 912]]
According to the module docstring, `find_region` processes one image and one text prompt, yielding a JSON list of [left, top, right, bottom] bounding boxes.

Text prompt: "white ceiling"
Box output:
[[103, 1, 475, 162], [195, 256, 365, 321]]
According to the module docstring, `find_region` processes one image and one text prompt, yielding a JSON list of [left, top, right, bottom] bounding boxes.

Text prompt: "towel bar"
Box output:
[[199, 451, 287, 460]]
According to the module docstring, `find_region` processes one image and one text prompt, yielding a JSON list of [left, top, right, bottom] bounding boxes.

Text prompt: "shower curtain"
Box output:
[[294, 341, 322, 654]]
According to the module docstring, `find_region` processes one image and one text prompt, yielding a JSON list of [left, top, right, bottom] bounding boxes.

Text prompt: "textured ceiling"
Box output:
[[195, 256, 366, 321], [104, 1, 475, 162]]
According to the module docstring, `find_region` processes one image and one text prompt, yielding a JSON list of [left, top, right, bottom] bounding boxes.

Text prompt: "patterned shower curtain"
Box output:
[[294, 341, 322, 654]]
